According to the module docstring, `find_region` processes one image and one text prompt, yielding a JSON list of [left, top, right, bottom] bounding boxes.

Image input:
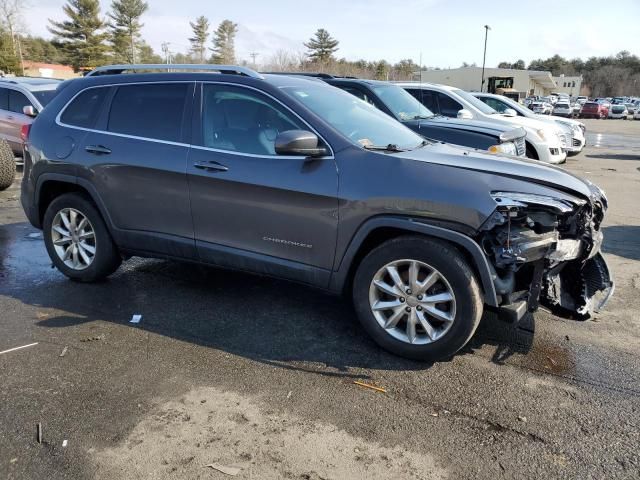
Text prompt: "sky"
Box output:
[[24, 0, 640, 67]]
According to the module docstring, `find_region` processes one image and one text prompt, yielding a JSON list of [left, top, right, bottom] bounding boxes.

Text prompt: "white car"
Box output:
[[531, 102, 553, 115], [553, 102, 573, 117], [634, 107, 640, 120], [395, 82, 567, 164], [608, 104, 628, 119], [472, 92, 585, 157]]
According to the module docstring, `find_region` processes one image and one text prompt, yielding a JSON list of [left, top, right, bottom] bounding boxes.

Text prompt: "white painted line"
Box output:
[[0, 342, 39, 355], [130, 314, 142, 324]]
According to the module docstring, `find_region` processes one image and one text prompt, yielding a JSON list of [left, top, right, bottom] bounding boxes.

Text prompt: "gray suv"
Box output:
[[21, 64, 613, 361], [0, 77, 61, 157]]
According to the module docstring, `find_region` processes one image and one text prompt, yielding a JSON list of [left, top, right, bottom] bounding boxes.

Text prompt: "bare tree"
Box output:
[[0, 0, 23, 54]]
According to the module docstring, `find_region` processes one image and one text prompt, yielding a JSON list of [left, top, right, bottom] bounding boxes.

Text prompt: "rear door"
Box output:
[[0, 88, 33, 151], [0, 87, 12, 146], [77, 82, 196, 258], [187, 82, 338, 286]]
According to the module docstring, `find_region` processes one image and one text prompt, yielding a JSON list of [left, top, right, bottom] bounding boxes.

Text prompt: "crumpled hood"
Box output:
[[395, 142, 597, 200]]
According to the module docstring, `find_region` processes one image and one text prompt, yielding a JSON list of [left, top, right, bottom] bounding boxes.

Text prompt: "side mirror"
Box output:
[[23, 105, 37, 117], [503, 108, 517, 117], [275, 130, 327, 157], [457, 109, 473, 120]]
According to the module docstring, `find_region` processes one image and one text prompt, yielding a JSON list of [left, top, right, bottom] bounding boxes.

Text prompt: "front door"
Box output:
[[187, 83, 339, 286]]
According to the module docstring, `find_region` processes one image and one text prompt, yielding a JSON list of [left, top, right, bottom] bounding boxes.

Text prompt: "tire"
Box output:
[[0, 139, 16, 191], [352, 236, 483, 361], [43, 193, 121, 282]]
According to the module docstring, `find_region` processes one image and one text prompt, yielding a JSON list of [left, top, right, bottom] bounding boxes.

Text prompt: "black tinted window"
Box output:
[[0, 88, 7, 110], [407, 89, 437, 112], [108, 84, 188, 142], [32, 90, 57, 107], [201, 84, 304, 155], [340, 86, 375, 105], [436, 92, 462, 117], [8, 90, 32, 114], [482, 97, 508, 113], [61, 87, 109, 128]]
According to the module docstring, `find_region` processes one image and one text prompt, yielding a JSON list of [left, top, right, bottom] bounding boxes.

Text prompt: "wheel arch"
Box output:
[[330, 216, 498, 307], [35, 174, 114, 231]]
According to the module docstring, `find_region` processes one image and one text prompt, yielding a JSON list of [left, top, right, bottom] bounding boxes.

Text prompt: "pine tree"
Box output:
[[189, 16, 209, 64], [48, 0, 109, 71], [304, 28, 339, 63], [108, 0, 148, 64], [210, 20, 237, 64]]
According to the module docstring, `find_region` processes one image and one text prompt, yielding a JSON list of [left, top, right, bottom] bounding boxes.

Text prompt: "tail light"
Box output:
[[20, 124, 31, 143]]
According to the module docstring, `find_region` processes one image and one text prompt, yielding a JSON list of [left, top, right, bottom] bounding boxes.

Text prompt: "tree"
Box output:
[[0, 0, 21, 54], [0, 28, 19, 73], [210, 19, 237, 64], [137, 41, 162, 64], [304, 28, 339, 63], [395, 59, 419, 80], [512, 59, 525, 70], [189, 16, 209, 63], [48, 0, 109, 70], [108, 0, 148, 64]]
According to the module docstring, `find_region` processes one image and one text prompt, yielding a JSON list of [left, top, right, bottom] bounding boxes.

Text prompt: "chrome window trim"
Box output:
[[54, 80, 335, 159]]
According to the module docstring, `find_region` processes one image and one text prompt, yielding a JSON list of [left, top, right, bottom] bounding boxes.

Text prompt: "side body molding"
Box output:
[[329, 216, 499, 307]]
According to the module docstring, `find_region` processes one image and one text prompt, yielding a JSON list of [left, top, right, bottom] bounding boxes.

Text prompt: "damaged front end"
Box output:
[[478, 190, 614, 322]]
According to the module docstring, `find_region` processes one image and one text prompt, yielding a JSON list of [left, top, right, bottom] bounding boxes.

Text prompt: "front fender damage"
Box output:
[[478, 191, 613, 321]]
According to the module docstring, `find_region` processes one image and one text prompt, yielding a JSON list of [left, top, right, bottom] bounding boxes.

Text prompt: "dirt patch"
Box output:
[[92, 387, 448, 480]]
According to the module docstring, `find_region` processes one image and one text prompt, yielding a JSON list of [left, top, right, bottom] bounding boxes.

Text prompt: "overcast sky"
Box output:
[[25, 0, 640, 67]]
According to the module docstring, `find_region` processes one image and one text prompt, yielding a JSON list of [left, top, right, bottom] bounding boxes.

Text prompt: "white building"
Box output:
[[552, 74, 583, 96], [415, 66, 559, 97]]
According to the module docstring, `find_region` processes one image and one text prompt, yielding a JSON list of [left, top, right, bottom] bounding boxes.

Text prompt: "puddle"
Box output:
[[521, 340, 576, 376]]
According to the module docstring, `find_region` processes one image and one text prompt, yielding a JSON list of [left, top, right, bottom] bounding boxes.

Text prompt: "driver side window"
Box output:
[[201, 84, 305, 155], [483, 97, 508, 113]]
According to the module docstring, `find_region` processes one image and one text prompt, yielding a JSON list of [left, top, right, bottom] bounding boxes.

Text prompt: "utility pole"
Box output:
[[481, 25, 491, 92], [249, 52, 259, 68]]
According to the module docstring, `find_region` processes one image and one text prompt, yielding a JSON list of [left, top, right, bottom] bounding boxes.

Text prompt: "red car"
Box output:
[[580, 101, 609, 119]]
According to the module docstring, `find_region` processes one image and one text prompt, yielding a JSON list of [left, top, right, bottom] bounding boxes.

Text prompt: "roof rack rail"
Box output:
[[262, 72, 335, 79], [0, 78, 18, 84], [85, 64, 264, 79]]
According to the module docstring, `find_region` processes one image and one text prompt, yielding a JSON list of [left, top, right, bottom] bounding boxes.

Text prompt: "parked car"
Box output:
[[608, 104, 628, 119], [20, 64, 613, 361], [576, 96, 588, 105], [531, 101, 553, 115], [552, 101, 573, 117], [571, 102, 582, 117], [624, 103, 636, 115], [266, 74, 527, 157], [395, 82, 568, 164], [634, 106, 640, 120], [472, 93, 585, 157], [0, 77, 62, 160], [580, 102, 608, 119]]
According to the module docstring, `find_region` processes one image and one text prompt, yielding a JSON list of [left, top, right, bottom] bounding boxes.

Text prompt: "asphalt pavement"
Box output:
[[1, 118, 639, 479]]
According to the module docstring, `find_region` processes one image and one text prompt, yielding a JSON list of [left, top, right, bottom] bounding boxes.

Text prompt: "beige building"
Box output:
[[416, 66, 558, 97], [552, 74, 583, 96]]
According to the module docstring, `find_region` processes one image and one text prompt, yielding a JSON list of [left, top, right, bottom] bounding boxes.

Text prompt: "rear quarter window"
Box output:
[[60, 87, 110, 129], [107, 83, 188, 142]]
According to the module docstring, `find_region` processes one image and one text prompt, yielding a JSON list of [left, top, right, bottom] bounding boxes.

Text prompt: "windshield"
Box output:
[[32, 89, 57, 107], [453, 89, 497, 115], [371, 85, 434, 121], [281, 84, 424, 150]]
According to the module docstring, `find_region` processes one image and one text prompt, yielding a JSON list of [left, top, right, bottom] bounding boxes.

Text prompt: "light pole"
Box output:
[[481, 25, 491, 92]]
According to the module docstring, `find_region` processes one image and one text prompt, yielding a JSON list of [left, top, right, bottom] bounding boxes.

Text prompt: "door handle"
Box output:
[[85, 145, 112, 155], [193, 160, 228, 172]]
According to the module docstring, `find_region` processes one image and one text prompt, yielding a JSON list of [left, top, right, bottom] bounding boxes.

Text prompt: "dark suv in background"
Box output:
[[266, 73, 526, 157], [21, 64, 613, 361]]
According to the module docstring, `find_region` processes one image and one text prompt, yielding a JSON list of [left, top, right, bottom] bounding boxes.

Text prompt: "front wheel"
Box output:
[[352, 236, 483, 361], [0, 139, 16, 191], [43, 193, 121, 282]]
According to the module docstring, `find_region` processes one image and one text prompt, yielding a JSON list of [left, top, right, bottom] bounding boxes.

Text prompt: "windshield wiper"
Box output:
[[363, 144, 409, 152]]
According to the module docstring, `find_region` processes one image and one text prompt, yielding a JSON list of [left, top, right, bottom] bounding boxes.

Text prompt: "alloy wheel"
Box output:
[[51, 208, 96, 270], [368, 259, 456, 345]]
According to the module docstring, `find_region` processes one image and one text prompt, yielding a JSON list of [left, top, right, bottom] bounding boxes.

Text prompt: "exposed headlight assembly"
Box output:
[[491, 192, 585, 214], [488, 142, 517, 156]]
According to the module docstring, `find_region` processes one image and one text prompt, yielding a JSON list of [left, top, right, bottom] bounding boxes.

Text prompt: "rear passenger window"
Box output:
[[60, 87, 109, 128], [407, 89, 436, 112], [8, 90, 32, 114], [0, 88, 8, 110], [108, 84, 187, 142]]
